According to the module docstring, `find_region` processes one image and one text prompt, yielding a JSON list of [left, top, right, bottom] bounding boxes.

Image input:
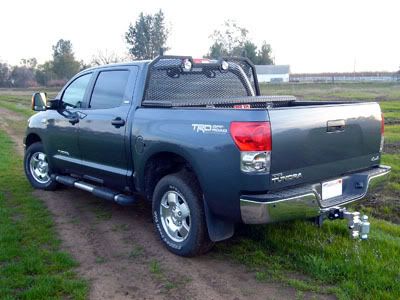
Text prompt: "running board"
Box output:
[[53, 175, 136, 206]]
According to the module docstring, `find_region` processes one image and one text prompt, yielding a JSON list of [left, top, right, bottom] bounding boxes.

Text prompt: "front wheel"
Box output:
[[24, 142, 58, 190], [152, 171, 214, 257]]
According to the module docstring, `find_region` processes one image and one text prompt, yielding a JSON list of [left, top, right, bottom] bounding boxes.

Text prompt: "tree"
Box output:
[[51, 39, 81, 80], [151, 10, 169, 56], [35, 61, 54, 86], [208, 42, 228, 59], [125, 10, 169, 59], [397, 65, 400, 81], [256, 42, 273, 65], [241, 41, 258, 63], [208, 20, 248, 57], [0, 63, 10, 87], [91, 50, 123, 66], [7, 58, 39, 87], [34, 39, 83, 85], [207, 20, 274, 65], [10, 66, 36, 87], [20, 58, 37, 69]]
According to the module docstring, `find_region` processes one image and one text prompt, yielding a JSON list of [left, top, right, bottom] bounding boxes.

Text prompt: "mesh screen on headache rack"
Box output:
[[142, 56, 259, 103]]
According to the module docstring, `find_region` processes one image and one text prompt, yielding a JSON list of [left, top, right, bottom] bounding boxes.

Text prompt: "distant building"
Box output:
[[255, 65, 290, 83]]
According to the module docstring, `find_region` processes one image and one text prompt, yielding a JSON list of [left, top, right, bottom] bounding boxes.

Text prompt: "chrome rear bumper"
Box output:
[[240, 165, 391, 224]]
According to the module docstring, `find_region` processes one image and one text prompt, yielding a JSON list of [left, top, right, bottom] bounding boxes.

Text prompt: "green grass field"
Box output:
[[0, 131, 88, 299], [216, 216, 400, 299], [260, 82, 400, 102], [0, 83, 399, 299]]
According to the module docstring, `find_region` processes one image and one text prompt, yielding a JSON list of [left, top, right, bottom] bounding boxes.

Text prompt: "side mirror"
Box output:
[[31, 92, 47, 111]]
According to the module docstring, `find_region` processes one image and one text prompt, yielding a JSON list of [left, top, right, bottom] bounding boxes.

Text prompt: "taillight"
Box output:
[[230, 122, 272, 173], [230, 122, 271, 151], [380, 113, 385, 152]]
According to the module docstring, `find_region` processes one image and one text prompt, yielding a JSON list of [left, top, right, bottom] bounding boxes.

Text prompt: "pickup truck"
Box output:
[[25, 55, 391, 256]]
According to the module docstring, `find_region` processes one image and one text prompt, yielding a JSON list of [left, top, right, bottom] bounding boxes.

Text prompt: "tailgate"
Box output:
[[268, 102, 382, 189]]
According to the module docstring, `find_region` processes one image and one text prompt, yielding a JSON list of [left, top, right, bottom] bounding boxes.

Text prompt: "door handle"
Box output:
[[327, 119, 345, 132], [111, 117, 125, 128]]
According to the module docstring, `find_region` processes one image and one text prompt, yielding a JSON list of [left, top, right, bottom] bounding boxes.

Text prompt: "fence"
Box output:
[[290, 73, 400, 83]]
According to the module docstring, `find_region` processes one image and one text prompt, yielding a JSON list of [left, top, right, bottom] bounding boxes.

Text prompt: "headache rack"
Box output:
[[142, 55, 296, 108]]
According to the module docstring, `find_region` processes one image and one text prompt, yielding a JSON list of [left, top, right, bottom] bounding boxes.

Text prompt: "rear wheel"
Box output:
[[24, 142, 58, 190], [152, 171, 214, 257]]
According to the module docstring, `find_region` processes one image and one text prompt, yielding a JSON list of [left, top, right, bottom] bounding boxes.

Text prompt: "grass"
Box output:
[[0, 131, 88, 299], [149, 260, 162, 275], [95, 257, 107, 264], [0, 89, 57, 117], [382, 154, 400, 191], [380, 101, 400, 123], [217, 218, 400, 299], [0, 95, 34, 117], [148, 259, 179, 292], [93, 203, 112, 221], [385, 125, 400, 143], [128, 245, 144, 259], [261, 82, 400, 102], [0, 84, 399, 299]]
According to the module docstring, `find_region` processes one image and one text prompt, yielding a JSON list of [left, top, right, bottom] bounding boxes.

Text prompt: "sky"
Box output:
[[1, 0, 399, 73]]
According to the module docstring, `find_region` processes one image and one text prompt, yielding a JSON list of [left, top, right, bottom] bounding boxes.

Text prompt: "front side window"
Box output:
[[89, 70, 129, 109], [62, 73, 91, 108]]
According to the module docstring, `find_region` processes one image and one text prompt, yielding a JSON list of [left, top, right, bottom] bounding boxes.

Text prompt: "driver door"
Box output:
[[46, 72, 93, 174]]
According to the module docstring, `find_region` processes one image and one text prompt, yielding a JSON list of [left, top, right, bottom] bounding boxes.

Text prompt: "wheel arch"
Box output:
[[142, 151, 199, 200], [141, 150, 234, 242], [25, 133, 42, 148]]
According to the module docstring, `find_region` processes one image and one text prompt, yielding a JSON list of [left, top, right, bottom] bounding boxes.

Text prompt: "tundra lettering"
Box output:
[[271, 172, 303, 183]]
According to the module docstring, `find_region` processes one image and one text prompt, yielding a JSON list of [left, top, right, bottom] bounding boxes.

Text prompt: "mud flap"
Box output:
[[203, 199, 235, 242]]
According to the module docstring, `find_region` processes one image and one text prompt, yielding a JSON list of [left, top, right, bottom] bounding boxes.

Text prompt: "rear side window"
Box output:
[[89, 70, 129, 109]]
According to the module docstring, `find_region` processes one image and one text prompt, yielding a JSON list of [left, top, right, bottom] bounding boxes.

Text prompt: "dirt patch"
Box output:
[[360, 189, 400, 224], [385, 118, 400, 125], [0, 107, 334, 300], [36, 190, 311, 300], [0, 107, 26, 155], [384, 142, 400, 155]]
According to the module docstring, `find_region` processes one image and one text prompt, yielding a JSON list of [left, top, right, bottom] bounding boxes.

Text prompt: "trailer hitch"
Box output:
[[319, 207, 370, 240]]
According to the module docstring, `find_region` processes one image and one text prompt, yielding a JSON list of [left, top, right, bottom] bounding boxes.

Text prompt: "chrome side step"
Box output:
[[53, 175, 136, 206]]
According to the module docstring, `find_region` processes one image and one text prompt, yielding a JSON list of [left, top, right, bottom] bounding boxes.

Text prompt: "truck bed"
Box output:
[[142, 95, 358, 109]]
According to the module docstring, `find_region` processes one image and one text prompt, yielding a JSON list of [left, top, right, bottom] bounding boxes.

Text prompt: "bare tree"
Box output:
[[91, 50, 124, 66], [207, 20, 273, 65]]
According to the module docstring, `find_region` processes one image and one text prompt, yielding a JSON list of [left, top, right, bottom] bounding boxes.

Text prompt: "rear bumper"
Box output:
[[240, 165, 391, 224]]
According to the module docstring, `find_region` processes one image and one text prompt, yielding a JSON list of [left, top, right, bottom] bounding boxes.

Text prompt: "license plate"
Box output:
[[322, 178, 343, 200]]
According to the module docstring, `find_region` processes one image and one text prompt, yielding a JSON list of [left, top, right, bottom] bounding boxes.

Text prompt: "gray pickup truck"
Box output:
[[25, 55, 390, 256]]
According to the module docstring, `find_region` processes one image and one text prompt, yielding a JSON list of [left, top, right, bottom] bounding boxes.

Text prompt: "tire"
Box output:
[[24, 142, 58, 190], [152, 171, 214, 257]]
